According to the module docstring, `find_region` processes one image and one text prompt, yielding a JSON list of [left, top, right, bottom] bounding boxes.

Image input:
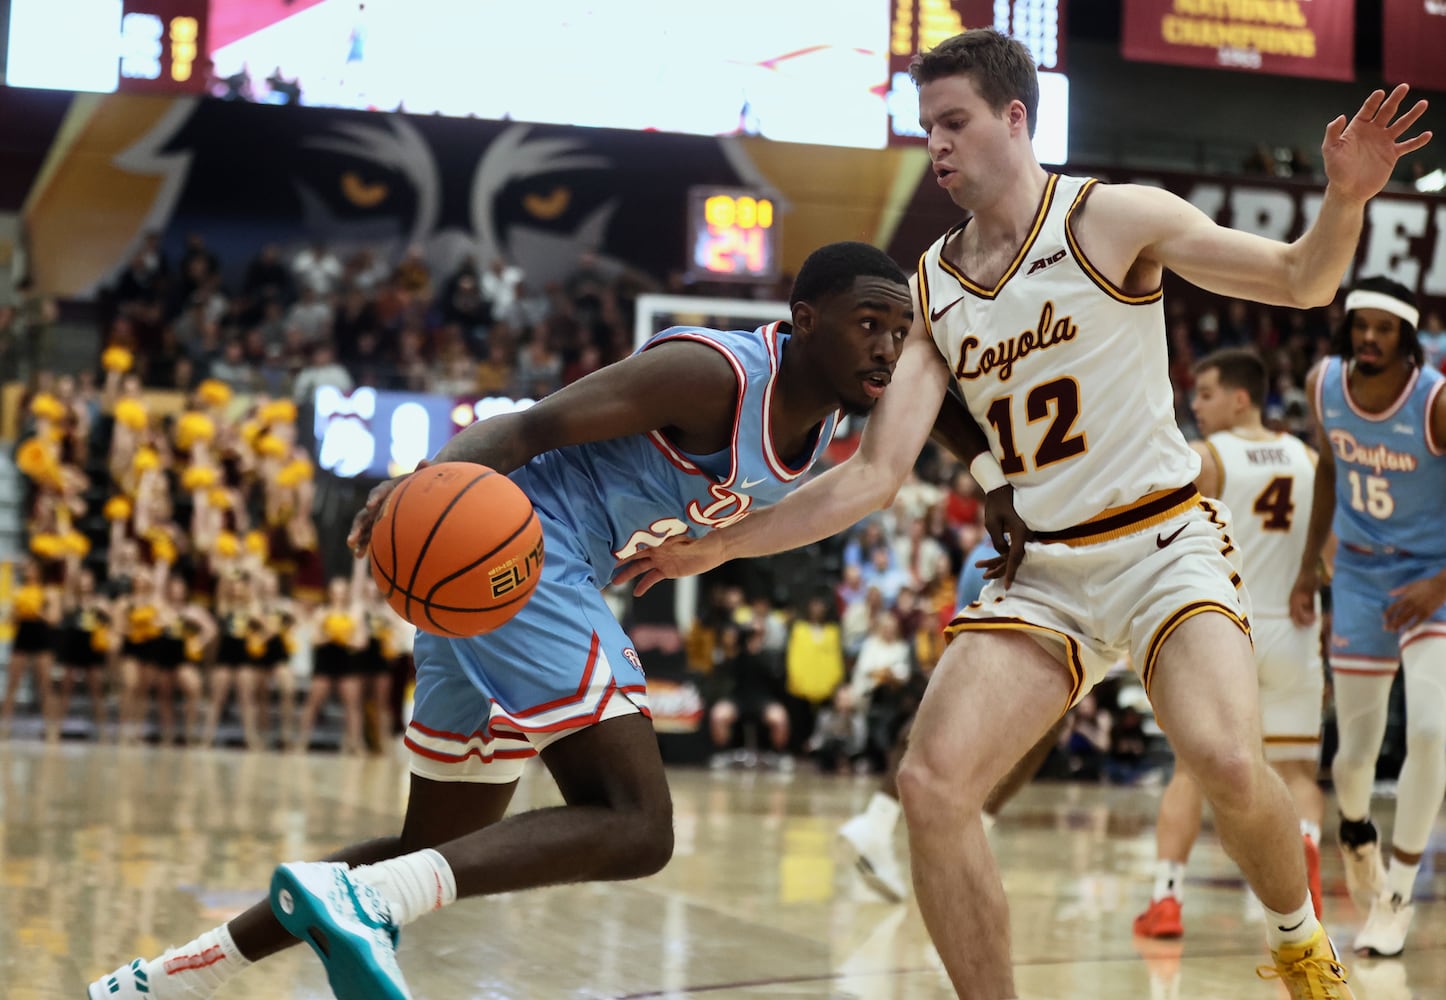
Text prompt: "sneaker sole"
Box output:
[[270, 865, 411, 1000]]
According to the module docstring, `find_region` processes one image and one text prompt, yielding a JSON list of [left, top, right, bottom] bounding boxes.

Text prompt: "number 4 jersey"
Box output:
[[1205, 430, 1316, 618], [1316, 356, 1446, 561], [918, 173, 1197, 532]]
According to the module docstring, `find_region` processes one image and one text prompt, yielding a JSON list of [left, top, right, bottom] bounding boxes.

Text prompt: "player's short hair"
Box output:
[[1331, 275, 1424, 366], [1195, 348, 1268, 410], [789, 242, 907, 307], [908, 29, 1039, 138]]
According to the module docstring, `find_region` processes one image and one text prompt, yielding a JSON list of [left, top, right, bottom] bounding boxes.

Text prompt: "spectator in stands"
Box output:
[[1420, 309, 1446, 372], [842, 519, 889, 571], [178, 234, 220, 300], [510, 329, 563, 398], [243, 245, 293, 305], [848, 612, 913, 770], [861, 545, 909, 606], [784, 595, 844, 752], [391, 327, 430, 392], [285, 286, 333, 343], [561, 343, 603, 386], [209, 339, 259, 392], [708, 623, 790, 768], [393, 244, 432, 302], [892, 515, 948, 593], [475, 335, 515, 396], [481, 256, 525, 325], [292, 241, 343, 297], [291, 341, 354, 404], [942, 468, 981, 533], [346, 248, 391, 295]]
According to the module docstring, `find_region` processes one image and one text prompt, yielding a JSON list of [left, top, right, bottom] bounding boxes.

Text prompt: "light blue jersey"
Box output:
[[1317, 357, 1446, 560], [407, 322, 840, 777], [1318, 357, 1446, 674], [513, 321, 839, 578]]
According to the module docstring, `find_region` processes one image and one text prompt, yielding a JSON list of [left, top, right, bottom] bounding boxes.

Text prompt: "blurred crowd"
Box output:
[[2, 227, 1443, 771]]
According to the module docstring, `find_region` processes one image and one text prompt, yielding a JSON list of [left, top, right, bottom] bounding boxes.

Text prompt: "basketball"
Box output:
[[368, 462, 545, 637]]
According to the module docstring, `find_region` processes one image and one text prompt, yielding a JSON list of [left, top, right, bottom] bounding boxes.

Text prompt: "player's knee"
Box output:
[[621, 805, 675, 877], [1404, 715, 1446, 755], [1181, 744, 1259, 812], [896, 746, 986, 826]]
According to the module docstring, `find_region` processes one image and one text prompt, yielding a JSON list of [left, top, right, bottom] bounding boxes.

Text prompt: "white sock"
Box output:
[[1263, 896, 1318, 949], [863, 792, 901, 835], [1300, 819, 1321, 845], [981, 810, 997, 832], [350, 848, 458, 927], [146, 924, 251, 998], [1386, 857, 1419, 902], [1152, 860, 1185, 902]]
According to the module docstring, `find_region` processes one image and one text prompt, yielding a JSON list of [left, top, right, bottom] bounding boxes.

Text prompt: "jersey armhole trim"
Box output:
[[1063, 179, 1163, 305]]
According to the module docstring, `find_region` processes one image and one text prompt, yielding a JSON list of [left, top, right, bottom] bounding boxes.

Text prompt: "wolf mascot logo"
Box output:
[[113, 98, 747, 286]]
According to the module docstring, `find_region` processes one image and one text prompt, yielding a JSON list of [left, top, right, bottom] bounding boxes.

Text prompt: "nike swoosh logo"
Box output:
[[739, 477, 767, 489], [930, 296, 965, 323], [1278, 918, 1307, 933], [1156, 524, 1187, 549]]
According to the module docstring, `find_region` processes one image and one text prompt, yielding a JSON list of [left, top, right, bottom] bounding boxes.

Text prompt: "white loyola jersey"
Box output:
[[920, 173, 1197, 532], [1205, 430, 1316, 618]]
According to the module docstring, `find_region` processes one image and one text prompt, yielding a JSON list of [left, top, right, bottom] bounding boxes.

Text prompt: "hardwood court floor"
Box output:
[[1, 740, 1441, 999]]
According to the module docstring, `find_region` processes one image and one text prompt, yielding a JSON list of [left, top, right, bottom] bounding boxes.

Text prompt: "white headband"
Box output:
[[1345, 289, 1419, 328]]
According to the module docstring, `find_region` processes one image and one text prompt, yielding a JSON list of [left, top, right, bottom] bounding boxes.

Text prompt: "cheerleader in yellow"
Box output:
[[55, 567, 113, 739], [201, 572, 267, 751], [1, 558, 61, 737], [114, 569, 166, 745], [152, 575, 208, 746], [254, 568, 300, 750], [360, 586, 412, 754], [296, 575, 366, 754]]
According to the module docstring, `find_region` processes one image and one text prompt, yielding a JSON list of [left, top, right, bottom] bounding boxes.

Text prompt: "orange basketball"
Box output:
[[368, 462, 545, 637]]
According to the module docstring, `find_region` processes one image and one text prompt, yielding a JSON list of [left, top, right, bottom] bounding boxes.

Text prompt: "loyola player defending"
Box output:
[[1134, 348, 1327, 939], [620, 29, 1431, 999], [1291, 276, 1446, 957]]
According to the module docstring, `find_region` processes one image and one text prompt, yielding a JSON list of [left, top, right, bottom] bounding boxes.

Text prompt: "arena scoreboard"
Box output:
[[686, 187, 782, 283]]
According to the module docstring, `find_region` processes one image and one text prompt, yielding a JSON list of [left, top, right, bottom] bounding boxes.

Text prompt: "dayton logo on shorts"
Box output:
[[622, 647, 643, 669], [488, 535, 546, 598]]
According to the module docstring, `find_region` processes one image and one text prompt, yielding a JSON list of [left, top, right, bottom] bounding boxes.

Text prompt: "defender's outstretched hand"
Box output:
[[1323, 84, 1432, 203], [613, 533, 727, 596], [348, 459, 430, 558]]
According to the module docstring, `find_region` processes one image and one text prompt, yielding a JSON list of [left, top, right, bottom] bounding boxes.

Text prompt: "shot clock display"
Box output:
[[687, 187, 781, 283]]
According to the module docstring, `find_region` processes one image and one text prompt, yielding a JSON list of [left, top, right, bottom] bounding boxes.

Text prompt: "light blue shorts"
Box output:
[[1330, 548, 1446, 677], [404, 515, 650, 782]]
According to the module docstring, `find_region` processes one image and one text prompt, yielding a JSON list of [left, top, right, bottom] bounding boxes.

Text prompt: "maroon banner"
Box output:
[[1121, 0, 1354, 81], [1383, 0, 1446, 93]]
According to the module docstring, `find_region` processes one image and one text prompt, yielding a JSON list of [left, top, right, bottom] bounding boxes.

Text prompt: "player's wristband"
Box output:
[[970, 452, 1008, 494]]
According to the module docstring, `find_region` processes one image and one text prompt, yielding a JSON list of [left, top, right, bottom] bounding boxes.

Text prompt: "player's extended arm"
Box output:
[[613, 312, 952, 594], [1189, 440, 1222, 499], [1119, 86, 1430, 308], [1291, 363, 1336, 626], [348, 341, 738, 554]]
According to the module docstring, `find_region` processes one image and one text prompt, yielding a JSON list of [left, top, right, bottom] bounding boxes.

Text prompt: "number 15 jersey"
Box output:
[[919, 173, 1197, 532], [1316, 356, 1446, 561]]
